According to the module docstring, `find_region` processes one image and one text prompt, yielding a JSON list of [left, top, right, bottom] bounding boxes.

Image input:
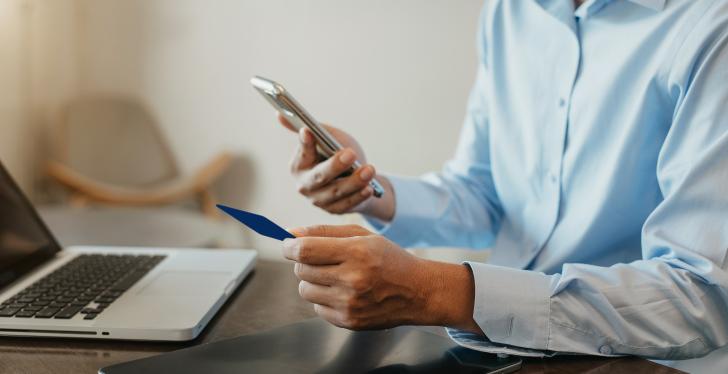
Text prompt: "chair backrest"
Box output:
[[55, 96, 178, 187]]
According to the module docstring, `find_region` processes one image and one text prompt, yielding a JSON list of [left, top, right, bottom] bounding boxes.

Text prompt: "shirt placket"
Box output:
[[529, 15, 583, 264]]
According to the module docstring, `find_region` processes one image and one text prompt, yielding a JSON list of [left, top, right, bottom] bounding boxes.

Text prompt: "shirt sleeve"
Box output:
[[455, 12, 728, 360], [366, 71, 503, 249], [365, 13, 505, 249]]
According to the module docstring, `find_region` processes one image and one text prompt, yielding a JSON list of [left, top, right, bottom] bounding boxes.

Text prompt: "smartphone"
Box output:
[[251, 76, 384, 198]]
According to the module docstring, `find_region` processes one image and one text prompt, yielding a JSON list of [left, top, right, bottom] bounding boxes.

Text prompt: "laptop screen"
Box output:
[[0, 162, 61, 290]]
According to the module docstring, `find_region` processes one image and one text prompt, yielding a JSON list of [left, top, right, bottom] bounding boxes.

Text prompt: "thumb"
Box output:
[[290, 224, 372, 238]]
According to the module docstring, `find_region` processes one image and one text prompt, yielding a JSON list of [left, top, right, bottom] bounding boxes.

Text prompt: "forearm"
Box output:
[[460, 258, 728, 359]]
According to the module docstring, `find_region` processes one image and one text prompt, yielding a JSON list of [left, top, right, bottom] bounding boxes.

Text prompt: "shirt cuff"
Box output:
[[363, 174, 435, 247], [464, 261, 558, 350], [446, 328, 558, 357]]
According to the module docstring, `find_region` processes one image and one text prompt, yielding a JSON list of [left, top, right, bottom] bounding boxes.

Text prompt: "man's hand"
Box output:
[[278, 115, 395, 221], [282, 224, 483, 334]]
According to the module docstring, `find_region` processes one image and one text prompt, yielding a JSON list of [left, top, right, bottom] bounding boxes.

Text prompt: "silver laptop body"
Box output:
[[0, 162, 257, 341]]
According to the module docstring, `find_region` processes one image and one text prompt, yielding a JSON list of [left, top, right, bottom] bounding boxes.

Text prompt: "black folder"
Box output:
[[100, 318, 522, 374]]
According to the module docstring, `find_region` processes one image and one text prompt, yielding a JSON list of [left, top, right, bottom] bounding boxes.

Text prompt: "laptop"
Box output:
[[0, 161, 257, 341]]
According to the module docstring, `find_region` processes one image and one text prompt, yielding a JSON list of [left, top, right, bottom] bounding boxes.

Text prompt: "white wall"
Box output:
[[27, 0, 82, 156], [72, 0, 484, 255], [0, 0, 32, 191], [0, 0, 80, 195]]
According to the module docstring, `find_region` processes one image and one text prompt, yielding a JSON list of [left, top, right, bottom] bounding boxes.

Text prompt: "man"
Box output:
[[277, 0, 728, 359]]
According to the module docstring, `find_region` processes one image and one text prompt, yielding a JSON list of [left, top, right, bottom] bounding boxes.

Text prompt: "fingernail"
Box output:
[[340, 149, 355, 164], [360, 166, 373, 181], [289, 227, 305, 237]]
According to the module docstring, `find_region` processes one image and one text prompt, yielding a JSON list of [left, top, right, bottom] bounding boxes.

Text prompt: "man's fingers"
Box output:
[[306, 165, 375, 206], [298, 281, 337, 307], [290, 224, 372, 238], [313, 303, 348, 327], [294, 263, 339, 286], [298, 148, 357, 192], [277, 113, 298, 132], [324, 187, 373, 214], [290, 128, 317, 172], [282, 236, 349, 265]]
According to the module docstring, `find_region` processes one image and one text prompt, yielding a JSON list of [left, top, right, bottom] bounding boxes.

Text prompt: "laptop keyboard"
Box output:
[[0, 254, 165, 321]]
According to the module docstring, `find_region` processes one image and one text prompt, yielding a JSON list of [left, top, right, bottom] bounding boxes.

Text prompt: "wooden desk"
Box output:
[[0, 260, 682, 374]]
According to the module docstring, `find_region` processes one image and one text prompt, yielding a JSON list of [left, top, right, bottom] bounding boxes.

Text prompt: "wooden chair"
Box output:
[[46, 96, 232, 218]]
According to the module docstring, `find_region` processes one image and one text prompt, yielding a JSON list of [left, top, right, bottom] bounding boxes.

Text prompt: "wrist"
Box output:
[[417, 259, 483, 334], [360, 175, 395, 222]]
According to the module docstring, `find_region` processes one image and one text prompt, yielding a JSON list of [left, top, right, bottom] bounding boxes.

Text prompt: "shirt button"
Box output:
[[558, 98, 566, 107], [599, 345, 613, 355], [548, 173, 558, 184]]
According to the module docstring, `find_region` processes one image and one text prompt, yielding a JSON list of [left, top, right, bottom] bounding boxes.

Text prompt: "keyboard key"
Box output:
[[23, 305, 43, 311], [0, 307, 21, 317], [15, 310, 37, 318], [84, 313, 98, 320], [109, 271, 148, 291], [35, 307, 61, 318], [54, 306, 83, 319]]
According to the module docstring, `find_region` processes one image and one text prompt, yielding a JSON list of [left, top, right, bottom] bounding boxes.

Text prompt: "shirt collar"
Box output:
[[628, 0, 666, 11], [572, 0, 666, 19], [534, 0, 666, 25], [537, 0, 667, 15]]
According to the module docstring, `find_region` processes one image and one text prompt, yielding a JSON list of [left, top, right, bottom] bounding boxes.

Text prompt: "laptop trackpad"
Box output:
[[136, 271, 232, 297]]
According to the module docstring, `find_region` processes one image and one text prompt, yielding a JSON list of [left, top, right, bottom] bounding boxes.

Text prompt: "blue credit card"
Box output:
[[216, 204, 296, 241]]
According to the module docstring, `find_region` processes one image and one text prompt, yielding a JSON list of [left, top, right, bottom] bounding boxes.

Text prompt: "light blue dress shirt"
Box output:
[[368, 0, 728, 359]]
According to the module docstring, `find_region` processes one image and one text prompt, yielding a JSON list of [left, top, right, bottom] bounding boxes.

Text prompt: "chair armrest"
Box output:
[[190, 151, 234, 191], [46, 152, 234, 206]]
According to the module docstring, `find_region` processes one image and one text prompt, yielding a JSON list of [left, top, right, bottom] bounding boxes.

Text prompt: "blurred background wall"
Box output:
[[0, 0, 33, 192], [0, 0, 484, 258], [1, 0, 80, 192]]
